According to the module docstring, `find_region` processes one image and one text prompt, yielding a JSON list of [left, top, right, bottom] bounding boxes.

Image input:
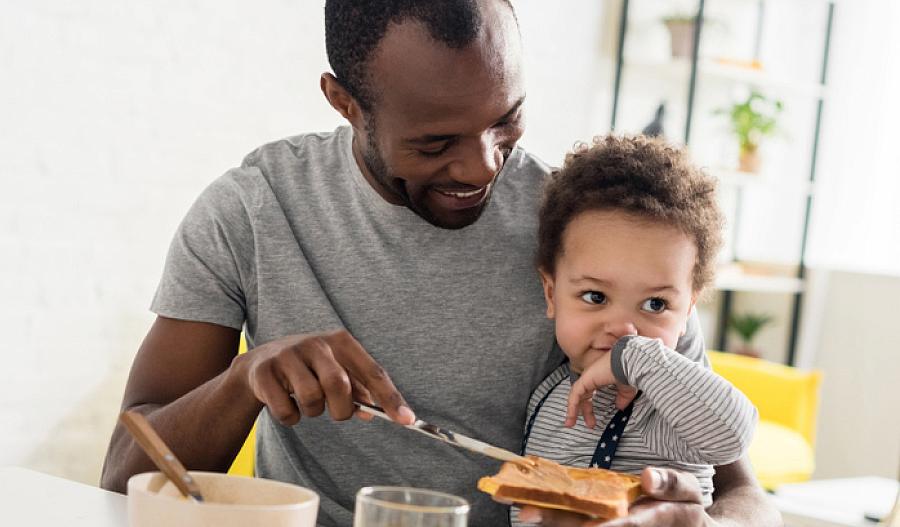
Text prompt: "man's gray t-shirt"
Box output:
[[151, 126, 705, 526]]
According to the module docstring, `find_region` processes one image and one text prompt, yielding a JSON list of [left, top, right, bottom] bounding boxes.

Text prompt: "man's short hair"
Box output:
[[537, 135, 724, 293], [324, 0, 510, 111]]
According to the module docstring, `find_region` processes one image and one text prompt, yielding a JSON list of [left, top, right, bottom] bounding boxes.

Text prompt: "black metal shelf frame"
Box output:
[[608, 0, 836, 365]]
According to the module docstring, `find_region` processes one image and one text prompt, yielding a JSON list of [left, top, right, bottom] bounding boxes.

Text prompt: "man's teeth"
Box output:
[[440, 188, 483, 198]]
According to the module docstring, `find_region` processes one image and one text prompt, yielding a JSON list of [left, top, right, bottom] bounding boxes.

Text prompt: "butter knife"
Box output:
[[354, 401, 534, 467]]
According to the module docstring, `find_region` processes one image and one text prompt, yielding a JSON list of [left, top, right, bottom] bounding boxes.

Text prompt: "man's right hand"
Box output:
[[235, 329, 416, 426], [101, 318, 412, 493]]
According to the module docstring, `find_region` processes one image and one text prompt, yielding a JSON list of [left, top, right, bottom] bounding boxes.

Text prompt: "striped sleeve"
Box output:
[[611, 336, 758, 465]]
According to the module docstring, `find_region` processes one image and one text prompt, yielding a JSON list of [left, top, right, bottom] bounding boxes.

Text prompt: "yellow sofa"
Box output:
[[707, 350, 822, 490]]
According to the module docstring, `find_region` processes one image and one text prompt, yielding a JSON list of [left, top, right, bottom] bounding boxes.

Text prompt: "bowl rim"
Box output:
[[127, 471, 319, 512]]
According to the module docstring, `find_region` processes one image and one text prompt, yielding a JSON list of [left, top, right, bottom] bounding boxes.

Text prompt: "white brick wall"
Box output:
[[0, 0, 342, 484], [0, 0, 607, 484]]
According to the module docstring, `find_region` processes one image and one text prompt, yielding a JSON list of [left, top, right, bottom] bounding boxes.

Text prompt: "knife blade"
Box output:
[[354, 401, 535, 467]]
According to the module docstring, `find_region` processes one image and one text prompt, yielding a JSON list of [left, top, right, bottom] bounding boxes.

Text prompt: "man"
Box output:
[[101, 1, 779, 525]]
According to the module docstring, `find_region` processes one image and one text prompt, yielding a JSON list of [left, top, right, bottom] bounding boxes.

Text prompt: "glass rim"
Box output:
[[356, 486, 470, 514]]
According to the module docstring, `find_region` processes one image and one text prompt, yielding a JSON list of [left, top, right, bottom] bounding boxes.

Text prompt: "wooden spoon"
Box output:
[[119, 410, 205, 502]]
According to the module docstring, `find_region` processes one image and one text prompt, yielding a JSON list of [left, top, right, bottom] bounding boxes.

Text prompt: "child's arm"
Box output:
[[564, 353, 637, 429], [568, 335, 757, 466]]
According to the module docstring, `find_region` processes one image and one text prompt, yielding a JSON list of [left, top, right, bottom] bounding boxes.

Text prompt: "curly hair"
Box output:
[[536, 135, 724, 293], [325, 0, 513, 111]]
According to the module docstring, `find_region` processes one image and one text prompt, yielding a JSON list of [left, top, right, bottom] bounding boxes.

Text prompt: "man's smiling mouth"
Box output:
[[434, 186, 488, 198], [428, 184, 492, 211]]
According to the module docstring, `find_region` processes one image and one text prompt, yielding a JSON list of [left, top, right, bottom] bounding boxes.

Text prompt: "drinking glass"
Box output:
[[353, 486, 469, 527]]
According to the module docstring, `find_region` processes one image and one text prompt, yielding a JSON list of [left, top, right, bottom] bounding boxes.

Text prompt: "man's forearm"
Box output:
[[707, 470, 781, 527], [100, 357, 263, 493], [708, 485, 781, 526]]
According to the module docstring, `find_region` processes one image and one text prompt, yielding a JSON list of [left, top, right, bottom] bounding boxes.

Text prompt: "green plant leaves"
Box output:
[[716, 91, 783, 151], [727, 312, 773, 343]]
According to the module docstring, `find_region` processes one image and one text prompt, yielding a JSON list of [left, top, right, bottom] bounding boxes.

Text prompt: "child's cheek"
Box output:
[[554, 315, 591, 361], [661, 333, 679, 349], [648, 319, 684, 350]]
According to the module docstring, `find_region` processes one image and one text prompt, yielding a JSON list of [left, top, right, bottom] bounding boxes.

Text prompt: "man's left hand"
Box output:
[[518, 467, 712, 527]]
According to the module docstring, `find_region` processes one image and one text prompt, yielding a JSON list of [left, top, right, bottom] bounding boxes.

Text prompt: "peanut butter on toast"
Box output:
[[478, 456, 643, 519]]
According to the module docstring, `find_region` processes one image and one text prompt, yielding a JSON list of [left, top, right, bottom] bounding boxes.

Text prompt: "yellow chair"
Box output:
[[227, 336, 256, 477], [708, 350, 823, 490]]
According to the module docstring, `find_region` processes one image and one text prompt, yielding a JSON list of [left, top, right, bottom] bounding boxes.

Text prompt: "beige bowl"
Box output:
[[128, 471, 319, 527]]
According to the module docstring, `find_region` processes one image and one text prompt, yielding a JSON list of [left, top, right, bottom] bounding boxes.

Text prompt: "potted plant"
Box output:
[[717, 90, 783, 173], [662, 14, 697, 59], [727, 312, 772, 358]]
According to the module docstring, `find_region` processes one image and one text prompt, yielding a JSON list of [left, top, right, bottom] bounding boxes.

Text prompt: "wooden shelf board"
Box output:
[[622, 58, 827, 99], [715, 272, 805, 294]]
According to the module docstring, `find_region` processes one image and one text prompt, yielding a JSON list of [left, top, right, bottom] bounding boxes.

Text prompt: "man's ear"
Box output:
[[539, 268, 556, 319], [320, 73, 365, 128]]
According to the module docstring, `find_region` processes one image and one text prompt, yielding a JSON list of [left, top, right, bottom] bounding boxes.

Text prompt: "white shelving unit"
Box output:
[[625, 58, 828, 99], [607, 0, 835, 363], [715, 269, 805, 294]]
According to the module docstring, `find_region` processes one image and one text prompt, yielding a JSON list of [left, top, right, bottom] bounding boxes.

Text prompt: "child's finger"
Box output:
[[564, 399, 579, 427], [581, 397, 596, 429], [565, 384, 589, 427]]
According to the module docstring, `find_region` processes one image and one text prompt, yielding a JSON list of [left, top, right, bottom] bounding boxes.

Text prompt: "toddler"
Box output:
[[516, 135, 757, 522]]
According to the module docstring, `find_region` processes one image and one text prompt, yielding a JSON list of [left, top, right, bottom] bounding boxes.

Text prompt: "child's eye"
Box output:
[[580, 291, 607, 305], [641, 297, 668, 313]]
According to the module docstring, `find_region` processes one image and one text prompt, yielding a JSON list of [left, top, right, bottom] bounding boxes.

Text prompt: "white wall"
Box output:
[[808, 0, 900, 277], [804, 271, 900, 480], [0, 0, 603, 484], [0, 0, 343, 483]]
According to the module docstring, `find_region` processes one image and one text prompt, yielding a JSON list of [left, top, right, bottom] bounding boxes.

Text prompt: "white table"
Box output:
[[4, 465, 897, 527], [772, 477, 899, 527], [0, 467, 127, 526]]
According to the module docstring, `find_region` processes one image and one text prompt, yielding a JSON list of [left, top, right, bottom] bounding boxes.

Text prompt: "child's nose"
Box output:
[[605, 320, 638, 340]]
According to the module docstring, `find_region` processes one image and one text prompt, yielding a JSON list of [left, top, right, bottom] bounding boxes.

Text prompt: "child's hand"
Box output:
[[565, 352, 637, 429]]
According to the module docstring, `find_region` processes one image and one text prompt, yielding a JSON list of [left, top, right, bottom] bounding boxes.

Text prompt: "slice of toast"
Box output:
[[477, 456, 643, 519]]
